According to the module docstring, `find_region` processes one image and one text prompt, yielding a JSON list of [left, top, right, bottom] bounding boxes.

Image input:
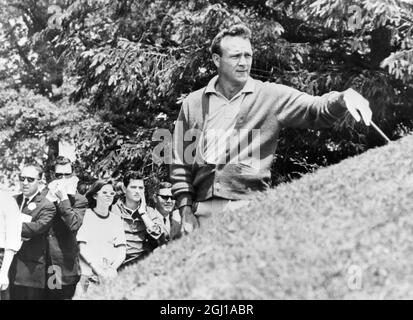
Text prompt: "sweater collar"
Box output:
[[23, 189, 40, 204], [205, 75, 255, 95], [116, 199, 141, 220]]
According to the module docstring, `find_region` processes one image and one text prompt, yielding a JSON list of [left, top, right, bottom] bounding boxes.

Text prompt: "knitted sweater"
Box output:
[[170, 77, 348, 207]]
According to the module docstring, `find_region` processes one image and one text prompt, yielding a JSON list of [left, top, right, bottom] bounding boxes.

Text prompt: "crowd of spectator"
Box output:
[[0, 156, 180, 300]]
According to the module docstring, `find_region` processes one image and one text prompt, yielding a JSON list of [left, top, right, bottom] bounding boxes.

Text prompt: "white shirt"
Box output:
[[77, 208, 126, 276], [20, 191, 39, 212], [196, 75, 255, 164]]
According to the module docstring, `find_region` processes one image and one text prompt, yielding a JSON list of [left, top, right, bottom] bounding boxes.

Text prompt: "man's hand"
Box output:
[[46, 180, 59, 203], [0, 271, 9, 291], [138, 189, 147, 214], [64, 176, 79, 195], [47, 180, 69, 202], [342, 88, 372, 126], [54, 181, 69, 201], [180, 205, 199, 234]]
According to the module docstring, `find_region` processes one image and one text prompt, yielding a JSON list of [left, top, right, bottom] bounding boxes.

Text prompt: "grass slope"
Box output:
[[84, 133, 413, 299]]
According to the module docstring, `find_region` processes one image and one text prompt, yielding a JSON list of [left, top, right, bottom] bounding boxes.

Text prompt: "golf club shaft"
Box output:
[[370, 121, 391, 143]]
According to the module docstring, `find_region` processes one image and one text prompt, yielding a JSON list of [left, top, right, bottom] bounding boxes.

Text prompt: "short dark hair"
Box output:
[[55, 156, 72, 167], [123, 171, 144, 188], [153, 181, 172, 195], [22, 164, 44, 180], [210, 24, 252, 56], [85, 179, 113, 209]]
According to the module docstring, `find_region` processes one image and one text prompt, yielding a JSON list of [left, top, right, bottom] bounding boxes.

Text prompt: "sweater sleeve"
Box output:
[[273, 84, 348, 129], [170, 99, 196, 208]]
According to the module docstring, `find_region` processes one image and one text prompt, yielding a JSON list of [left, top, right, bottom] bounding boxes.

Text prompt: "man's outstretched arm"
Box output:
[[275, 85, 372, 129]]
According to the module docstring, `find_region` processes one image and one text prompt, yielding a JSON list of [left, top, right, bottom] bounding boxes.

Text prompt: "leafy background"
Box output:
[[1, 0, 412, 191]]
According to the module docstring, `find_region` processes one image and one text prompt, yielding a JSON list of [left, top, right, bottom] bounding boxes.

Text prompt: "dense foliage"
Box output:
[[1, 0, 412, 187]]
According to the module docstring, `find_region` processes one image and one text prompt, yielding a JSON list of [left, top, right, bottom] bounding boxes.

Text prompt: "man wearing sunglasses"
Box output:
[[45, 156, 88, 300], [112, 171, 165, 268], [9, 165, 56, 300], [151, 182, 181, 243]]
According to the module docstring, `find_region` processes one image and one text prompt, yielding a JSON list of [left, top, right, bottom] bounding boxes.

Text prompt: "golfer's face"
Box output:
[[215, 36, 252, 87]]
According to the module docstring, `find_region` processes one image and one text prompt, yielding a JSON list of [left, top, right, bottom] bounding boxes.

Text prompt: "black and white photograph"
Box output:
[[0, 0, 413, 305]]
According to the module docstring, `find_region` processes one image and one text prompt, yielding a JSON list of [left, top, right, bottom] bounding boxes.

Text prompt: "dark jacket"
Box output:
[[47, 193, 88, 285], [169, 213, 182, 241], [11, 189, 56, 288]]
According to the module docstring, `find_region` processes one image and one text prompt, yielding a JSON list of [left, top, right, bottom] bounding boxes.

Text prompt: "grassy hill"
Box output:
[[82, 133, 413, 299]]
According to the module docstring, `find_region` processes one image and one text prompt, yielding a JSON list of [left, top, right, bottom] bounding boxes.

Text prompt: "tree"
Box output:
[[0, 0, 69, 97], [1, 0, 412, 187], [0, 83, 81, 181]]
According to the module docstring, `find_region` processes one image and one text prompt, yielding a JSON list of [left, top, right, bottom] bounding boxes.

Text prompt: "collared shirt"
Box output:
[[112, 200, 163, 262], [0, 190, 22, 252], [118, 201, 142, 222], [20, 191, 39, 212], [161, 214, 170, 236], [196, 75, 255, 164], [151, 208, 182, 242]]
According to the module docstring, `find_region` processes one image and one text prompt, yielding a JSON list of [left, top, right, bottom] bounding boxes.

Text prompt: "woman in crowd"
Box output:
[[76, 180, 126, 294], [0, 190, 22, 300]]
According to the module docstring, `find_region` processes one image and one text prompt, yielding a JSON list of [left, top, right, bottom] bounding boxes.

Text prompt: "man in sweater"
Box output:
[[170, 24, 372, 233], [112, 171, 165, 268]]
